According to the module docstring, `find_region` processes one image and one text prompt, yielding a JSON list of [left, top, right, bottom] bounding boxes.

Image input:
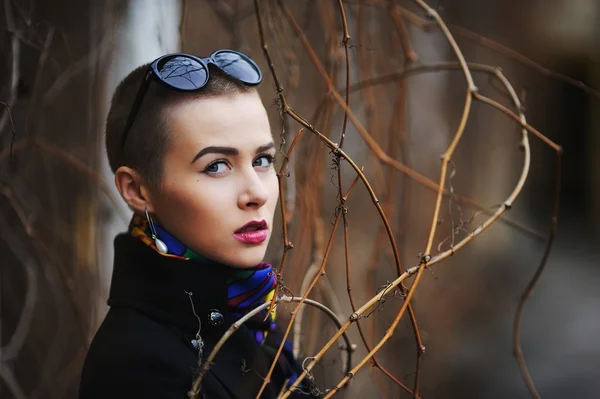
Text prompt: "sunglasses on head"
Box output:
[[120, 49, 263, 148]]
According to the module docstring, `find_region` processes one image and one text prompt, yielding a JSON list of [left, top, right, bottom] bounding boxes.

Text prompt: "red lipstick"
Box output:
[[234, 219, 268, 244]]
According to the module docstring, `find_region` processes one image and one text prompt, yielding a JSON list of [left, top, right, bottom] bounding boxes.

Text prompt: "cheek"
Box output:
[[159, 179, 219, 220], [159, 188, 228, 239]]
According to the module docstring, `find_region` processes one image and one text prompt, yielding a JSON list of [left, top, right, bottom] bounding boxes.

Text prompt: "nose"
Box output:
[[237, 168, 269, 210]]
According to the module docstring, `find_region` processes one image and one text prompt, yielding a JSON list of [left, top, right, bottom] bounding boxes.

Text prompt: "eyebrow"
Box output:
[[191, 142, 275, 163], [256, 142, 275, 153]]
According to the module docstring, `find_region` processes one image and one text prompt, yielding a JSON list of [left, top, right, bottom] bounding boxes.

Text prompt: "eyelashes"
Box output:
[[203, 160, 228, 174], [203, 153, 276, 175], [254, 154, 275, 167]]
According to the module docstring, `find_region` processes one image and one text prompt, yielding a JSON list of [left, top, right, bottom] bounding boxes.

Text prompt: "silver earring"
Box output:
[[145, 207, 168, 254]]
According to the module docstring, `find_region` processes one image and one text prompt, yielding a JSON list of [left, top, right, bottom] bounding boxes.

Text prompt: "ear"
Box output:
[[114, 166, 156, 213]]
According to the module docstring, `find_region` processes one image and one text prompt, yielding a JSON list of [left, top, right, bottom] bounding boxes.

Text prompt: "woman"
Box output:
[[79, 51, 309, 398]]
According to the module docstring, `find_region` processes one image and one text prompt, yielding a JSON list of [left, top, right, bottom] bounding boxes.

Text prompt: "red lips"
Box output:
[[234, 220, 268, 244]]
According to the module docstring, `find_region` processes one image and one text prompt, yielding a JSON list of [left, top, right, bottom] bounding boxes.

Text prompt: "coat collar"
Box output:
[[108, 233, 234, 337], [107, 233, 305, 398]]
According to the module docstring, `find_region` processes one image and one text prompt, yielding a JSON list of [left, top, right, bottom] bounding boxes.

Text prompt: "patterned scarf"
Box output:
[[129, 214, 278, 334]]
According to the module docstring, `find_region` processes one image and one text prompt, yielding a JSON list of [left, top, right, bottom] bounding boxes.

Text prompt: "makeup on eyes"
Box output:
[[202, 153, 275, 175]]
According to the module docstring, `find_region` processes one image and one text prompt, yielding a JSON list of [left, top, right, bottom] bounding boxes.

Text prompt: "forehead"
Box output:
[[167, 92, 272, 149]]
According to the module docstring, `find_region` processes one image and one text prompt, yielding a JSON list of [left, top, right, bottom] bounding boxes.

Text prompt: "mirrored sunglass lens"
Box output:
[[156, 56, 207, 90], [213, 52, 261, 83]]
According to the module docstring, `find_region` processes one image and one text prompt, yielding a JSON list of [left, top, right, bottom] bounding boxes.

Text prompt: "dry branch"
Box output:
[[512, 151, 561, 399]]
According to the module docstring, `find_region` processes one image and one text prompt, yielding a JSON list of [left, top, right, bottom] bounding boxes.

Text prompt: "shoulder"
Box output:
[[79, 307, 229, 399], [84, 307, 189, 368]]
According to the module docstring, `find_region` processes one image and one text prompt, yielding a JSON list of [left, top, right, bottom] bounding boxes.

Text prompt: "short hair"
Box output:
[[105, 62, 255, 186]]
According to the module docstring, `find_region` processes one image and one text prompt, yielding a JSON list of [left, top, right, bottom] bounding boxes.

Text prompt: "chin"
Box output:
[[228, 246, 269, 268], [233, 255, 267, 268]]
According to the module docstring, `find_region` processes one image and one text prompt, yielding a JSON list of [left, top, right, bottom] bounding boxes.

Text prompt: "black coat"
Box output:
[[79, 233, 308, 398]]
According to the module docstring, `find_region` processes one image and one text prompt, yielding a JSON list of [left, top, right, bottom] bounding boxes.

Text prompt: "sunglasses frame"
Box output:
[[120, 50, 263, 149]]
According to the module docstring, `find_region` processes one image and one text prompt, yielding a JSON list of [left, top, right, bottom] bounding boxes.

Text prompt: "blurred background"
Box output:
[[1, 0, 599, 398]]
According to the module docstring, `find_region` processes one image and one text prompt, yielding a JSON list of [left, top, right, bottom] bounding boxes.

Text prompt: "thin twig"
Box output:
[[333, 2, 368, 390], [512, 149, 561, 399], [336, 0, 351, 149], [294, 261, 352, 374], [473, 93, 560, 151], [265, 128, 304, 318], [390, 3, 418, 63]]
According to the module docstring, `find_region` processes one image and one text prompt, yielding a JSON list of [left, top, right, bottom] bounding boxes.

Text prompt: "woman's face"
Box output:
[[148, 91, 279, 268]]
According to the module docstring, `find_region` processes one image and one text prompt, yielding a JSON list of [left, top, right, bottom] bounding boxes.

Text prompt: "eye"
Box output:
[[204, 160, 230, 175], [253, 154, 275, 168]]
